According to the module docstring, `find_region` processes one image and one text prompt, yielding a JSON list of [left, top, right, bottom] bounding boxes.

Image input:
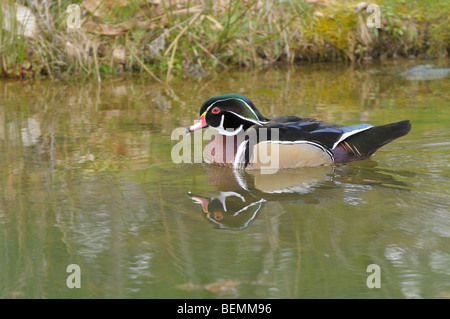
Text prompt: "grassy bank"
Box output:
[[1, 0, 449, 82]]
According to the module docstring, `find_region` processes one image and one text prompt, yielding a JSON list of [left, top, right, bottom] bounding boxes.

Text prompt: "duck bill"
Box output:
[[187, 111, 208, 134], [188, 192, 209, 213]]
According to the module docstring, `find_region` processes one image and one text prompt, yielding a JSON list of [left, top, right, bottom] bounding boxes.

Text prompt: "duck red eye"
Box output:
[[212, 107, 220, 114]]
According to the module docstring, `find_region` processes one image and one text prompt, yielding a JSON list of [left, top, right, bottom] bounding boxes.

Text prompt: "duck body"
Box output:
[[188, 93, 411, 170]]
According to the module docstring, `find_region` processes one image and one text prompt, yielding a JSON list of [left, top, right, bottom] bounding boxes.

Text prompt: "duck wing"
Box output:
[[258, 121, 346, 149], [333, 120, 411, 162], [236, 119, 411, 168]]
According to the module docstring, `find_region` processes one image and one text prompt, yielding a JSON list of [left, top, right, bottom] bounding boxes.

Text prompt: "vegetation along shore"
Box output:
[[1, 0, 449, 83]]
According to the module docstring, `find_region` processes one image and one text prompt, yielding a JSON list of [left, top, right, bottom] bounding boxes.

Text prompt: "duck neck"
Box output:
[[204, 132, 247, 167]]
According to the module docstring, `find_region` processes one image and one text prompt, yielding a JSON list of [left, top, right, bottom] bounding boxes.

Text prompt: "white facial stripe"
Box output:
[[215, 191, 246, 212], [217, 125, 243, 136], [205, 97, 264, 123], [238, 99, 260, 122], [211, 114, 244, 136], [228, 111, 265, 125], [219, 114, 224, 129]]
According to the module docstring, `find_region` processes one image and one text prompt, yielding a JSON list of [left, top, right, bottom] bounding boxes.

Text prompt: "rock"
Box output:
[[1, 3, 38, 38], [400, 64, 450, 81], [354, 2, 369, 13]]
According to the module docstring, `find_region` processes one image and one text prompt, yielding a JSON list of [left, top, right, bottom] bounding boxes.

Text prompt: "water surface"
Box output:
[[0, 60, 449, 298]]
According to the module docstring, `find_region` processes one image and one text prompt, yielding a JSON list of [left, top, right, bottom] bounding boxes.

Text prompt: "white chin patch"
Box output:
[[213, 115, 243, 136], [216, 126, 243, 136]]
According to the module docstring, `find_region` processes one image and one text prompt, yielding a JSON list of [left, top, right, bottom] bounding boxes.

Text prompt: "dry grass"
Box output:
[[0, 0, 449, 82]]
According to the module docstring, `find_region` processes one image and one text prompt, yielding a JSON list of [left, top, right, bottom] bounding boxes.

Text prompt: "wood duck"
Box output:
[[188, 162, 410, 230], [188, 191, 265, 230], [187, 93, 411, 170]]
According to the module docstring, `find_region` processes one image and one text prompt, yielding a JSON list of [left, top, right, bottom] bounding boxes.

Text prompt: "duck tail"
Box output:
[[333, 120, 411, 163]]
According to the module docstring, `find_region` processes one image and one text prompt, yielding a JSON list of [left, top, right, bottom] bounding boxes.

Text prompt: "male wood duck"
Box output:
[[188, 190, 265, 230], [187, 93, 411, 170]]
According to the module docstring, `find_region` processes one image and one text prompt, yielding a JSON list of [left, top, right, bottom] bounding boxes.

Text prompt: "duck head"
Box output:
[[188, 191, 266, 230], [187, 93, 268, 136]]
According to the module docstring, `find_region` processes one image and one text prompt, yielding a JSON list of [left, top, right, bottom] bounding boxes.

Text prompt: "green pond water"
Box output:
[[0, 60, 449, 299]]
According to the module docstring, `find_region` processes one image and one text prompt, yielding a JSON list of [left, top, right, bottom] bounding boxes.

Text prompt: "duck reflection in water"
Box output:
[[188, 164, 334, 230], [188, 161, 410, 230]]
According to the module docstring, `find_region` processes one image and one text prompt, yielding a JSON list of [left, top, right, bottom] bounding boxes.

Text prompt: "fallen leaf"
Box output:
[[84, 20, 128, 35]]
